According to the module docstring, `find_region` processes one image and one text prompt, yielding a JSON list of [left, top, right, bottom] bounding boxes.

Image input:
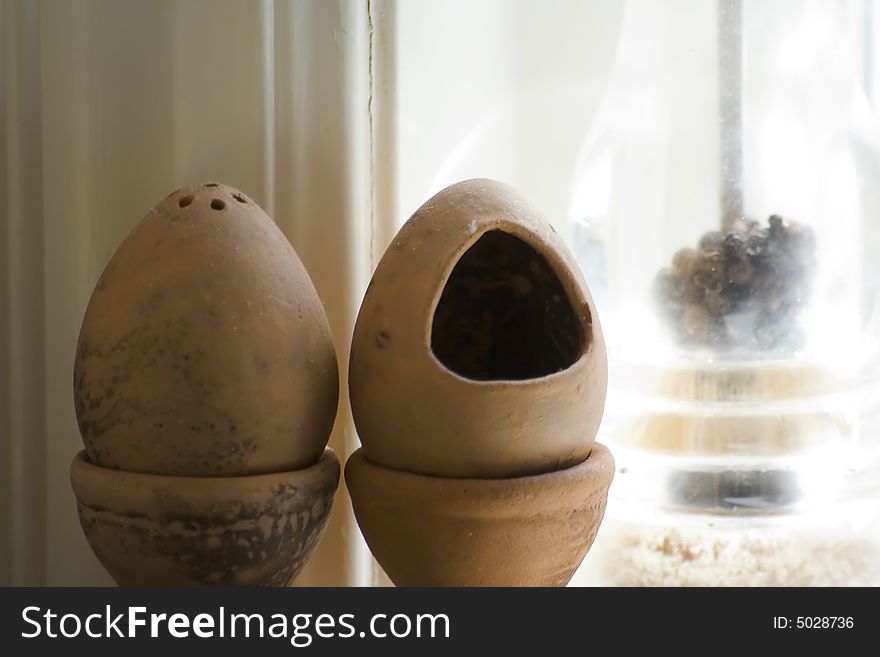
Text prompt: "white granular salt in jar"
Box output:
[[573, 502, 880, 587]]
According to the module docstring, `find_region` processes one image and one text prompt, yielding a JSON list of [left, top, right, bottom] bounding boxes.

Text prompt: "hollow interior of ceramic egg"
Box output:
[[431, 230, 586, 381]]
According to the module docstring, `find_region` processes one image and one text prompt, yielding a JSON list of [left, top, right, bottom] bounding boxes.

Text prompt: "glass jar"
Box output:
[[568, 0, 880, 585]]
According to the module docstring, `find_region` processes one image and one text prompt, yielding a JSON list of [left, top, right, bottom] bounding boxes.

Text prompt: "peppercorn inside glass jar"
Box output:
[[566, 0, 880, 585], [655, 215, 816, 355]]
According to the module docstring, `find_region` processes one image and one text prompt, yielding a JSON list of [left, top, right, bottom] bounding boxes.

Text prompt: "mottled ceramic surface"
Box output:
[[345, 444, 615, 586], [350, 178, 607, 478], [74, 183, 339, 476], [70, 448, 340, 587]]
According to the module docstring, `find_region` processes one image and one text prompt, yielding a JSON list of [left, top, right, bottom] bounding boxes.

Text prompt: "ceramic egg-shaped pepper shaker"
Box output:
[[74, 183, 338, 476], [70, 183, 340, 586]]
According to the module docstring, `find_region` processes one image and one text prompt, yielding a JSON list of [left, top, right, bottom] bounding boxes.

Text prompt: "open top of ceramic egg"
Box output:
[[349, 178, 607, 478], [73, 182, 339, 477]]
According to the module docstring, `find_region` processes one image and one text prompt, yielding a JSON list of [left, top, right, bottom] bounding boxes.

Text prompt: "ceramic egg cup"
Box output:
[[70, 448, 340, 587], [347, 179, 615, 586], [346, 444, 614, 586]]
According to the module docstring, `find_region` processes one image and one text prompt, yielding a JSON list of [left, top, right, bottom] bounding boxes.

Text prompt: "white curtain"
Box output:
[[1, 0, 381, 586]]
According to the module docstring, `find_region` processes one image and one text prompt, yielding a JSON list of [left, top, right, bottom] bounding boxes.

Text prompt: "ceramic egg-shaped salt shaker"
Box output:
[[349, 178, 607, 478], [346, 179, 614, 586]]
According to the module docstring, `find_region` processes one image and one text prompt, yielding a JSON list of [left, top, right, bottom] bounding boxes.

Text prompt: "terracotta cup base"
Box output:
[[345, 443, 615, 586], [70, 448, 340, 586]]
